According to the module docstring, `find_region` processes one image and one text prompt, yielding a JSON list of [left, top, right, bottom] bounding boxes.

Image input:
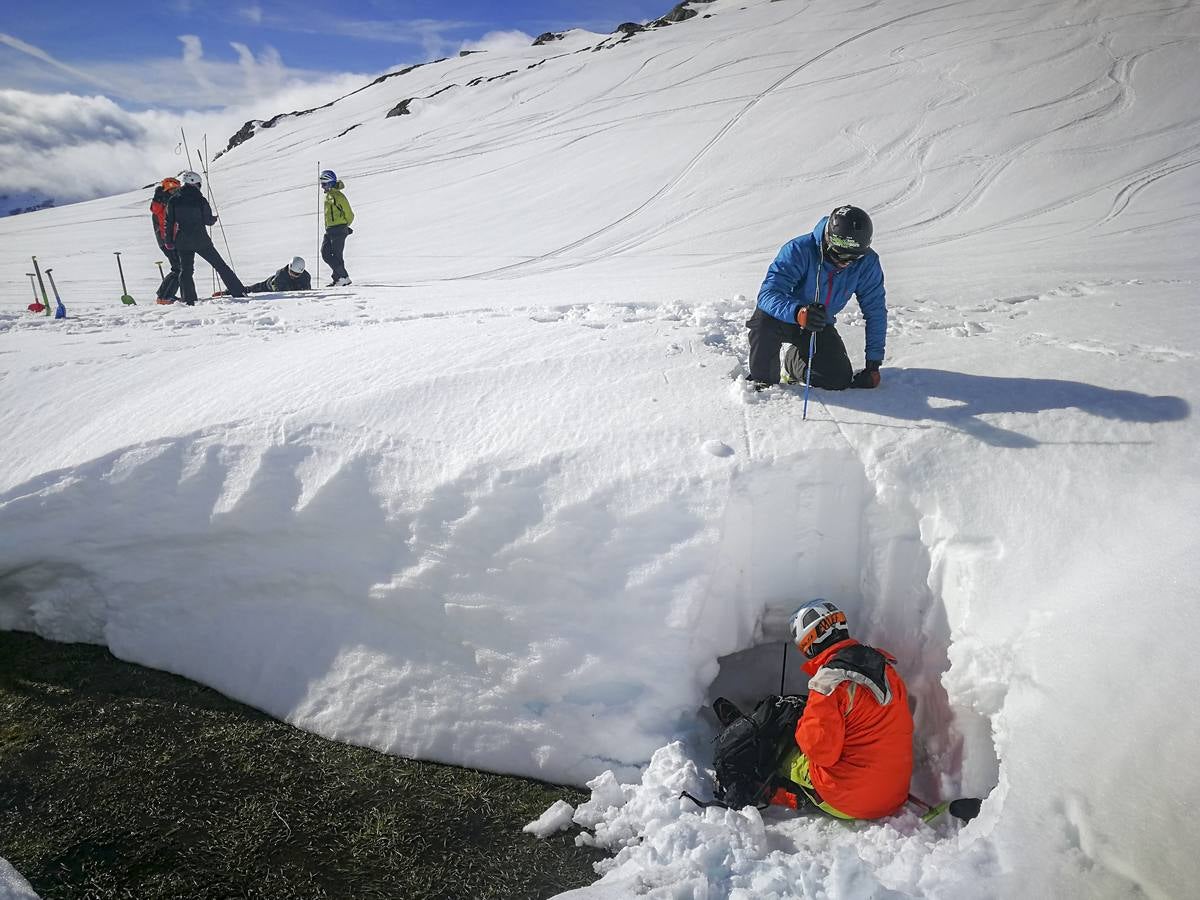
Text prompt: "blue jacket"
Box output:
[[757, 217, 887, 362]]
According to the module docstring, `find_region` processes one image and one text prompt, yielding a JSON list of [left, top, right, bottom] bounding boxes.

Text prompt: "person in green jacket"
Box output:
[[320, 169, 354, 286]]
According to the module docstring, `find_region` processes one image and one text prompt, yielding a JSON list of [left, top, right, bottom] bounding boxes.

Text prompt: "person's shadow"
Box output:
[[824, 368, 1190, 448]]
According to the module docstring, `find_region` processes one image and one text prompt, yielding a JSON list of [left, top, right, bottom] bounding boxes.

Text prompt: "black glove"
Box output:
[[795, 302, 827, 331], [850, 360, 882, 389]]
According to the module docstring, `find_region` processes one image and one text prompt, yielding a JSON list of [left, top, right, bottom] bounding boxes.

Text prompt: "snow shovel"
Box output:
[[114, 251, 136, 305], [25, 273, 46, 314], [31, 256, 51, 316], [45, 267, 67, 319]]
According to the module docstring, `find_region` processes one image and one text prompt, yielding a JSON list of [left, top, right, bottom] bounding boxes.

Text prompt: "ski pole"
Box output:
[[197, 149, 217, 294], [26, 273, 45, 313], [44, 267, 67, 319], [31, 256, 52, 317], [802, 334, 816, 419], [180, 127, 193, 171], [801, 242, 827, 421], [114, 251, 136, 305], [156, 260, 165, 279], [316, 159, 322, 285], [198, 139, 235, 269], [778, 641, 788, 695]]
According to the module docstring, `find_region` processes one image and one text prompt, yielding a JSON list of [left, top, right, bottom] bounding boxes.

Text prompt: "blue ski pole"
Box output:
[[802, 333, 816, 420]]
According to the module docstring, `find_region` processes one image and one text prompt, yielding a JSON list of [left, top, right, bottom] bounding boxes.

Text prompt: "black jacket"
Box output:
[[248, 266, 312, 294], [165, 184, 217, 249]]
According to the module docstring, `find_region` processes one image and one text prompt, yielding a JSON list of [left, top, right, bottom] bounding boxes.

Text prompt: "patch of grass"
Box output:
[[0, 631, 603, 899]]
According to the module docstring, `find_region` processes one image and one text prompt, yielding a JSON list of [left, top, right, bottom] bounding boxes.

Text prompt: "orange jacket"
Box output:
[[150, 189, 170, 243], [795, 639, 913, 819]]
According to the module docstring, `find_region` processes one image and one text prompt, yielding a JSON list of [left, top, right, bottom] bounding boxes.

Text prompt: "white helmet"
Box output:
[[288, 256, 305, 274], [788, 600, 849, 658], [180, 170, 202, 187]]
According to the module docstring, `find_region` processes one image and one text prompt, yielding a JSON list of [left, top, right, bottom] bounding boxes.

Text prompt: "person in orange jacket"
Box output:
[[772, 599, 913, 819], [150, 176, 181, 303]]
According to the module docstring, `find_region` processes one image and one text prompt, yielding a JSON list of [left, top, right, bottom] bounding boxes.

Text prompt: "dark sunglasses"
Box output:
[[826, 245, 864, 264]]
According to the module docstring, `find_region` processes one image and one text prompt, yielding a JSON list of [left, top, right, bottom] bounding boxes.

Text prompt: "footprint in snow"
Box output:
[[702, 439, 734, 458]]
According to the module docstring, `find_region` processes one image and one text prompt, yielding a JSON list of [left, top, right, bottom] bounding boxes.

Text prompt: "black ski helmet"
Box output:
[[824, 205, 873, 261]]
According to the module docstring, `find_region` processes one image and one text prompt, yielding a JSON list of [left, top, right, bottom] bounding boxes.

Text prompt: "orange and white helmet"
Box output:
[[788, 600, 849, 658]]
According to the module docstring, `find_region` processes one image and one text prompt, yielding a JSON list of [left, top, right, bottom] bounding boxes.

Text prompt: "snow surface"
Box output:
[[2, 0, 1199, 896], [0, 857, 37, 900]]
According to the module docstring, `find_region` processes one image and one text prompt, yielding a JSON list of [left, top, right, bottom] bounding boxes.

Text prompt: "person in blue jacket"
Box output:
[[747, 205, 886, 390]]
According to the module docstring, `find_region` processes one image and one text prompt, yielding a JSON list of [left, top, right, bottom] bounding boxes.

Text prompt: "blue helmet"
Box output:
[[319, 169, 337, 188]]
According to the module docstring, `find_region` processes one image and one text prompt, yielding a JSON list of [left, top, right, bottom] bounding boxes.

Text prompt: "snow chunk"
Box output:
[[524, 798, 576, 838]]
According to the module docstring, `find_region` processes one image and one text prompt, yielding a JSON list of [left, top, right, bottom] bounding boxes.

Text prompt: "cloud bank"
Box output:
[[0, 34, 372, 207], [459, 31, 537, 56]]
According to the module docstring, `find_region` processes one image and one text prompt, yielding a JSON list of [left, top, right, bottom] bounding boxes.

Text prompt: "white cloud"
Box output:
[[459, 30, 536, 56], [240, 5, 264, 24], [178, 34, 215, 92], [0, 71, 369, 205]]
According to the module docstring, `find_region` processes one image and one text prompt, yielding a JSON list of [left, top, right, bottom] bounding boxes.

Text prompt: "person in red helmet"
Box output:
[[772, 599, 913, 819], [150, 177, 181, 304]]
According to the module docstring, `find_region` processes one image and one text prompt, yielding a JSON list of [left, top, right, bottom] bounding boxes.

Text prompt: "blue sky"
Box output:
[[1, 1, 667, 206], [1, 0, 664, 106]]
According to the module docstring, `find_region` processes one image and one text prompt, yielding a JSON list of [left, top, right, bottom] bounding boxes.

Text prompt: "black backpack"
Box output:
[[712, 695, 806, 809]]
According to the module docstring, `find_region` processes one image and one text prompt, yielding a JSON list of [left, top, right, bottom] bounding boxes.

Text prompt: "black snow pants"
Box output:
[[321, 225, 351, 281], [178, 240, 246, 303], [746, 307, 853, 389], [155, 242, 181, 301]]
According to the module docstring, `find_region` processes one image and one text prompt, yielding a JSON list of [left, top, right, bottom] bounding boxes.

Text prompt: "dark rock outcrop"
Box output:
[[217, 60, 442, 158], [650, 0, 717, 27], [533, 32, 565, 46]]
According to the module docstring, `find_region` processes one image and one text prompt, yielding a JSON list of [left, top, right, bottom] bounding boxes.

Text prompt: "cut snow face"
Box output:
[[3, 0, 1200, 897], [703, 447, 978, 803]]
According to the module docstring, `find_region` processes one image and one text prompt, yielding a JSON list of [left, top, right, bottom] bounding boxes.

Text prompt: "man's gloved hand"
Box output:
[[850, 360, 882, 389], [163, 243, 174, 250], [795, 303, 827, 331]]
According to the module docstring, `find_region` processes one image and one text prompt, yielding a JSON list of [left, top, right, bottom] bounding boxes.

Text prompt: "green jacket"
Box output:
[[324, 182, 354, 229]]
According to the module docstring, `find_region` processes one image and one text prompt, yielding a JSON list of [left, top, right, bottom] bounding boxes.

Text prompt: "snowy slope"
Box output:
[[3, 0, 1200, 896]]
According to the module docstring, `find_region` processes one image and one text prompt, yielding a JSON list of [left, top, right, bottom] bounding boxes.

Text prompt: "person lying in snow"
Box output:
[[707, 599, 913, 819], [746, 205, 887, 390], [213, 257, 312, 295]]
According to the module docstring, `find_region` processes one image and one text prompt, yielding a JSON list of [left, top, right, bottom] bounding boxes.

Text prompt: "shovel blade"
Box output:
[[121, 294, 136, 305]]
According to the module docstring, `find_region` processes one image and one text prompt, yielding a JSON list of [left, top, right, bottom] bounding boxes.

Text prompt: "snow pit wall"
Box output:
[[703, 450, 991, 801], [0, 428, 996, 800]]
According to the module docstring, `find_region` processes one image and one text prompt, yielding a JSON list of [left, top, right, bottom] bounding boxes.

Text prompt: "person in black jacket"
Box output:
[[164, 170, 246, 303], [214, 257, 312, 295]]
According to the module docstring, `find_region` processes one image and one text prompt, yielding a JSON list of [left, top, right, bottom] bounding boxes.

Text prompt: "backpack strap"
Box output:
[[808, 645, 894, 706]]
